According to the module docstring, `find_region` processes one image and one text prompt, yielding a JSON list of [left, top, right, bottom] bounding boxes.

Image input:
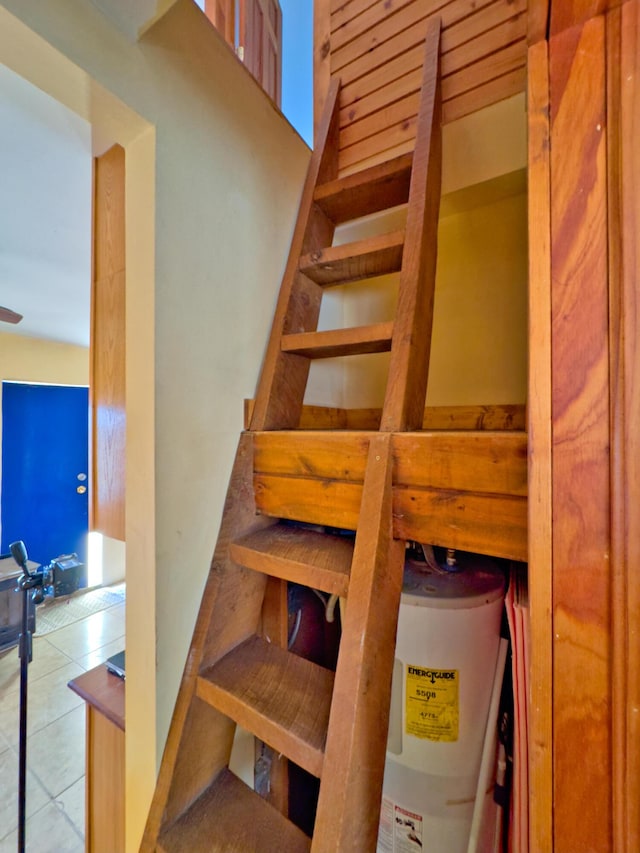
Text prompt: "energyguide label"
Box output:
[[405, 664, 459, 742]]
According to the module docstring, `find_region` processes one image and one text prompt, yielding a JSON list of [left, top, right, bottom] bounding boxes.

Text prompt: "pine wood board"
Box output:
[[230, 523, 354, 597], [252, 431, 528, 560], [245, 400, 526, 431], [393, 431, 527, 495], [299, 230, 405, 285], [339, 40, 525, 155], [381, 17, 442, 430], [197, 636, 334, 778], [314, 435, 406, 851], [323, 0, 527, 174], [443, 65, 527, 123], [157, 768, 310, 853], [340, 14, 526, 114], [281, 321, 394, 358], [331, 0, 504, 74], [341, 69, 526, 170], [254, 430, 527, 495], [526, 38, 553, 853], [313, 152, 413, 223], [332, 0, 525, 84], [331, 0, 380, 32], [394, 486, 527, 561]]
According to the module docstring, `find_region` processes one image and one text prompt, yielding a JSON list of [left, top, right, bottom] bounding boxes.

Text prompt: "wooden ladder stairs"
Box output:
[[142, 18, 442, 853]]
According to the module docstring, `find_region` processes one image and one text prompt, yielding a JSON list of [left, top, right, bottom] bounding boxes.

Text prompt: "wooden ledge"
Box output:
[[244, 400, 526, 431], [68, 662, 125, 731]]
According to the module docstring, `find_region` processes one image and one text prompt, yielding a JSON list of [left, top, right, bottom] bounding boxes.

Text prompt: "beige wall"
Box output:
[[332, 180, 528, 409], [0, 1, 311, 847], [0, 331, 88, 385]]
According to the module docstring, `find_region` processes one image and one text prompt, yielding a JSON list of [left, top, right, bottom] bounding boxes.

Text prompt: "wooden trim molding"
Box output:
[[91, 145, 126, 541], [526, 37, 553, 853], [549, 15, 611, 851], [608, 3, 640, 850]]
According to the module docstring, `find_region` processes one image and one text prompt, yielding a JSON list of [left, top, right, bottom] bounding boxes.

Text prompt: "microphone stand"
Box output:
[[10, 541, 46, 853]]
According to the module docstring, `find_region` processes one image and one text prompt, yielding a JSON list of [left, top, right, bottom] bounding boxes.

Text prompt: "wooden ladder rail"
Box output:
[[141, 17, 442, 853]]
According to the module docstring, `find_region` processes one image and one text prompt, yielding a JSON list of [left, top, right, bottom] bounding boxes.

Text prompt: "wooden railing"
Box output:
[[205, 0, 282, 106]]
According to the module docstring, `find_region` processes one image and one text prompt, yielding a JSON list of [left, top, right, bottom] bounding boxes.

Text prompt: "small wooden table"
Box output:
[[69, 663, 125, 853]]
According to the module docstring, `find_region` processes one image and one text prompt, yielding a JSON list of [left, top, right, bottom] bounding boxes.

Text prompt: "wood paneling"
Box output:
[[317, 0, 528, 174], [526, 37, 553, 853], [549, 16, 611, 852], [607, 4, 640, 850], [91, 145, 125, 541]]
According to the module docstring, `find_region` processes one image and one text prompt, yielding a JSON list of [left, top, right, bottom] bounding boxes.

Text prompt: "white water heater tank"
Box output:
[[377, 553, 505, 853]]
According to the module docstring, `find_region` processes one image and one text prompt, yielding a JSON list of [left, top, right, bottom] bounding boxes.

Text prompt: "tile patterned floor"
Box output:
[[0, 593, 125, 852]]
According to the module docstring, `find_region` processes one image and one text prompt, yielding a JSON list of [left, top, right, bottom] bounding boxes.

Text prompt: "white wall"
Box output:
[[0, 2, 313, 847]]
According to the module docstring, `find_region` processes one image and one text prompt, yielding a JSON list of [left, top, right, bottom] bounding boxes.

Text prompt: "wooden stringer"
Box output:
[[141, 17, 442, 853]]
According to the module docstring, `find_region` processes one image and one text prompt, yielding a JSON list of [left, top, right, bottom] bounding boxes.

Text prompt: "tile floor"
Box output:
[[0, 595, 125, 852]]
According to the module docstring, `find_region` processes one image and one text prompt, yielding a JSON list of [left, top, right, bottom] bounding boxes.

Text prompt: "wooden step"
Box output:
[[197, 635, 334, 778], [230, 523, 354, 597], [314, 152, 413, 223], [299, 230, 405, 285], [157, 768, 310, 853], [281, 321, 394, 359]]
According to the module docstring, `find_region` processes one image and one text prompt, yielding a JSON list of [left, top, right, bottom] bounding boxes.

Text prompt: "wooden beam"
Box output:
[[549, 16, 611, 851], [381, 18, 442, 431], [245, 399, 526, 430], [607, 4, 640, 850], [527, 37, 553, 853], [313, 435, 406, 850]]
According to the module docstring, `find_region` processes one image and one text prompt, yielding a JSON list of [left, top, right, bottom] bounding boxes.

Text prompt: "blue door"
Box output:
[[1, 382, 89, 575]]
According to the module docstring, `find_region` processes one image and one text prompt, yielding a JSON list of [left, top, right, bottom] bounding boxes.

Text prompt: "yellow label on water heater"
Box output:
[[405, 664, 459, 742]]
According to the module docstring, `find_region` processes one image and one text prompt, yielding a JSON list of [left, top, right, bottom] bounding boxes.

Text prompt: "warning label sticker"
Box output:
[[405, 664, 459, 742], [377, 798, 423, 853]]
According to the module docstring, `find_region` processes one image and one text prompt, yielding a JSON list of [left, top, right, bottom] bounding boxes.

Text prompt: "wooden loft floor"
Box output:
[[246, 402, 528, 563]]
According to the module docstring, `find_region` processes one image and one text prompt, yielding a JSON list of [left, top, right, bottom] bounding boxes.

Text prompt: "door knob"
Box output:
[[77, 485, 87, 494]]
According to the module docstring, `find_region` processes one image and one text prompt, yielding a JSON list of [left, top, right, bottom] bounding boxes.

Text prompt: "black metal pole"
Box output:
[[17, 579, 32, 853]]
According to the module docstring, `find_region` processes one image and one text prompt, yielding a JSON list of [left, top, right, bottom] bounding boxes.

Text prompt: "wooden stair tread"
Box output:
[[157, 768, 310, 853], [314, 152, 413, 223], [230, 523, 354, 596], [299, 230, 405, 285], [197, 635, 334, 778], [281, 321, 394, 358]]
